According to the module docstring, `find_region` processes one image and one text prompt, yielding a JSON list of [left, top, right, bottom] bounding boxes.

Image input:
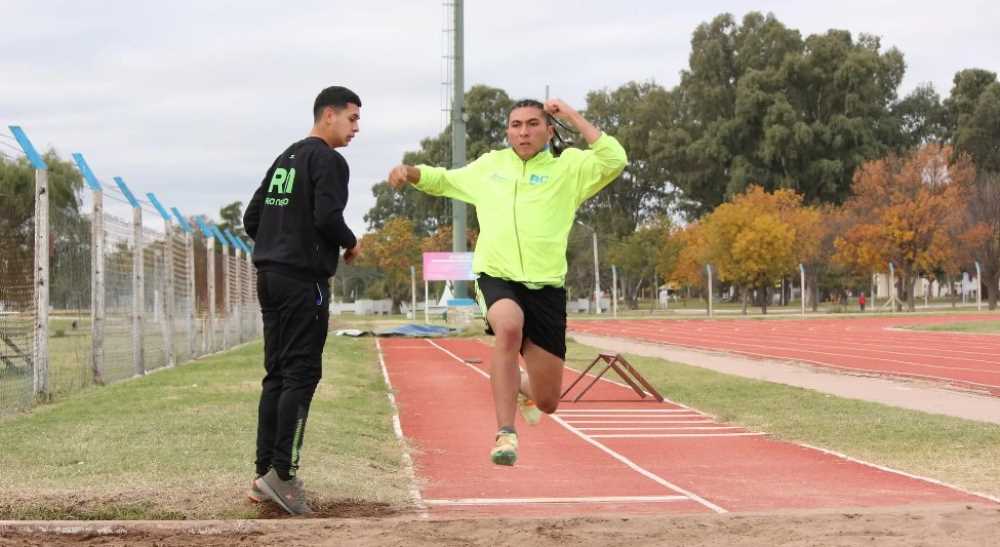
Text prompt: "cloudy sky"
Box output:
[[2, 0, 997, 235]]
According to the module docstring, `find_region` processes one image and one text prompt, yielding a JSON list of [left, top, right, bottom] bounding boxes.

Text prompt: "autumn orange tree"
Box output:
[[660, 221, 709, 301], [834, 145, 973, 311], [693, 186, 821, 314], [356, 217, 422, 312]]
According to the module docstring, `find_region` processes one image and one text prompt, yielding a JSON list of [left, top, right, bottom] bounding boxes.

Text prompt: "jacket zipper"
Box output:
[[514, 161, 526, 276]]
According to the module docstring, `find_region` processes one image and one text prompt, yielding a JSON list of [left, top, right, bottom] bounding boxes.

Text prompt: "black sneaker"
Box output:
[[254, 469, 312, 515]]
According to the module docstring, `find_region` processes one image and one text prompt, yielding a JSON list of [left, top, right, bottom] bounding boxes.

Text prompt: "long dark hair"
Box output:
[[509, 99, 572, 157]]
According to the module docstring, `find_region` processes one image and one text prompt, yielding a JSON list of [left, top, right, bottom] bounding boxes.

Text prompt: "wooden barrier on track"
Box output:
[[561, 352, 664, 402]]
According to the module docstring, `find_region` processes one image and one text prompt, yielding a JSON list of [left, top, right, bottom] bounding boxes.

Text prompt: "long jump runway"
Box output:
[[569, 315, 1000, 396], [377, 338, 995, 518]]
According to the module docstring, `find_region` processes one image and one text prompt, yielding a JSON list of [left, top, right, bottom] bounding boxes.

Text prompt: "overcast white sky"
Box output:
[[2, 1, 997, 235]]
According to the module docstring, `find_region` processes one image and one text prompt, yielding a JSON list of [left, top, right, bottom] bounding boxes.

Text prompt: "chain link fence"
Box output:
[[1, 127, 260, 416]]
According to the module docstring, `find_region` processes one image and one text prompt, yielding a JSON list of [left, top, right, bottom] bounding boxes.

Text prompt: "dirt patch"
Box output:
[[256, 499, 403, 520], [2, 504, 999, 546]]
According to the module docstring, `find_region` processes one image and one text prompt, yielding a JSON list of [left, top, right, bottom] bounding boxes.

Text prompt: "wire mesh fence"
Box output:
[[0, 126, 260, 416], [0, 160, 37, 413]]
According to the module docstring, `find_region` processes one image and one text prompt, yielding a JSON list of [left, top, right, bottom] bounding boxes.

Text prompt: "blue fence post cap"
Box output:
[[8, 126, 47, 170]]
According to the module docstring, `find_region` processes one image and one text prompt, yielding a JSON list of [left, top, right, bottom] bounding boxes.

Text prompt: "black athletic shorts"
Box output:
[[475, 273, 567, 360]]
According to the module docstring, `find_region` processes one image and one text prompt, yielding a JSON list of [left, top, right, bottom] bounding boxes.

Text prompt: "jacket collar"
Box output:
[[507, 146, 554, 167]]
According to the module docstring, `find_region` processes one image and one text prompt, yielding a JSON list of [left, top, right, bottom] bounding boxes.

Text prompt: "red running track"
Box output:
[[569, 315, 1000, 396], [378, 337, 994, 518]]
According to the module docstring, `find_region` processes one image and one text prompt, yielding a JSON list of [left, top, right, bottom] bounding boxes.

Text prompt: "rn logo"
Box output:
[[528, 174, 549, 185], [265, 167, 295, 206]]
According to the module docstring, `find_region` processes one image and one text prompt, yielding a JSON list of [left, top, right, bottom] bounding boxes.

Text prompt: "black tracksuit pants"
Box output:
[[255, 271, 330, 479]]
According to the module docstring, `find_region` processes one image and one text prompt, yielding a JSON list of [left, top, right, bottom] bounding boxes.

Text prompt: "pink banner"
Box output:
[[423, 252, 475, 281]]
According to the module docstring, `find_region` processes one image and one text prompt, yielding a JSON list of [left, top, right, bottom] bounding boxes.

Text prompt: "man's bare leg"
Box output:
[[521, 339, 564, 415], [486, 299, 524, 430]]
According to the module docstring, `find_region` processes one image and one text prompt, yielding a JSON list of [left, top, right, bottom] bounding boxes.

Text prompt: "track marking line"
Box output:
[[374, 339, 428, 518], [563, 420, 715, 424], [797, 442, 1000, 505], [424, 339, 728, 514], [578, 426, 746, 431], [589, 433, 767, 439], [423, 495, 689, 506], [556, 412, 700, 416]]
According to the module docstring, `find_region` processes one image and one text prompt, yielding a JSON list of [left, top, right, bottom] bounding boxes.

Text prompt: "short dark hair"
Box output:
[[313, 86, 362, 122], [509, 99, 549, 125]]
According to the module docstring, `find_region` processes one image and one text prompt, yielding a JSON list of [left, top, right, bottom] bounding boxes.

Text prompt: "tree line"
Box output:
[[357, 11, 1000, 312]]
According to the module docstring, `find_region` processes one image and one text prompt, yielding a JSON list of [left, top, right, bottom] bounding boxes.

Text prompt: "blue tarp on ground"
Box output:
[[333, 324, 459, 338], [374, 324, 458, 338]]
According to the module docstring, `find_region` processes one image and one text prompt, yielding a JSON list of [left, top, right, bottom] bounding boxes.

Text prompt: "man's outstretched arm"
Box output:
[[387, 165, 421, 189]]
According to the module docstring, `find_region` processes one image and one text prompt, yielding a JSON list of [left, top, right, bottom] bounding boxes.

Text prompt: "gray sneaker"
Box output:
[[254, 469, 312, 515]]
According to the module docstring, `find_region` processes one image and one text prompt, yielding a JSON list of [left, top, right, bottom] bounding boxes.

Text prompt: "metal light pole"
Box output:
[[889, 261, 896, 312], [450, 0, 467, 298], [410, 266, 417, 320], [592, 231, 601, 314], [799, 263, 805, 316], [706, 264, 714, 317], [975, 261, 982, 312], [611, 265, 618, 318]]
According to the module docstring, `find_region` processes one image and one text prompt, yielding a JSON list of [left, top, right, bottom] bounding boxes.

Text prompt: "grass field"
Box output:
[[0, 336, 411, 520], [2, 319, 998, 520], [907, 319, 1000, 334]]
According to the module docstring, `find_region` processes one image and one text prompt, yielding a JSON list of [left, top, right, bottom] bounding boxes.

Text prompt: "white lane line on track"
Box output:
[[559, 415, 704, 419], [562, 420, 715, 424], [423, 495, 690, 506], [590, 433, 767, 439], [578, 426, 746, 431], [798, 442, 1000, 505], [424, 339, 728, 514], [375, 339, 428, 517], [556, 408, 701, 416]]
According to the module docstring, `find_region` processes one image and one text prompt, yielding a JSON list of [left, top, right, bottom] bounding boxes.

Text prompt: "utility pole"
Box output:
[[450, 0, 468, 298]]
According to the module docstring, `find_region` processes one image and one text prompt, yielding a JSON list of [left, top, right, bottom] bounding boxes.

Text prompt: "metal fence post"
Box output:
[[195, 217, 216, 353], [11, 127, 50, 398], [172, 208, 196, 360], [112, 177, 144, 376], [72, 153, 105, 384], [213, 226, 229, 350], [148, 194, 174, 366], [183, 218, 196, 358], [225, 230, 244, 343]]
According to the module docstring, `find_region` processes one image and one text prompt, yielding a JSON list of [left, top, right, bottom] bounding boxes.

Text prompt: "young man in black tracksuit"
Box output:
[[243, 86, 361, 515]]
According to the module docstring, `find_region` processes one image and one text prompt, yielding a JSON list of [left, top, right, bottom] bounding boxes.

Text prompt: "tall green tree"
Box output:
[[888, 84, 949, 152], [946, 69, 1000, 308], [948, 69, 1000, 172], [217, 200, 246, 239], [364, 85, 513, 235], [663, 12, 905, 217], [1, 150, 88, 309], [578, 81, 676, 237]]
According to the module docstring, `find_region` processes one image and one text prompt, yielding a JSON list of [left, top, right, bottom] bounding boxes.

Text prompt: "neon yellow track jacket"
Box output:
[[415, 134, 627, 288]]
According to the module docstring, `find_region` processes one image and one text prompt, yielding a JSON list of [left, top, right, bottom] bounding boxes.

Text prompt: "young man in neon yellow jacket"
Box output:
[[387, 98, 626, 466]]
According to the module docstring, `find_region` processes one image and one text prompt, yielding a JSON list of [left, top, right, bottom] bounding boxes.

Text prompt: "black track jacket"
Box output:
[[244, 136, 357, 283]]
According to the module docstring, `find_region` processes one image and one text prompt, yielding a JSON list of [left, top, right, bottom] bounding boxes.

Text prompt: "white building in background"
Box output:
[[871, 271, 982, 300]]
